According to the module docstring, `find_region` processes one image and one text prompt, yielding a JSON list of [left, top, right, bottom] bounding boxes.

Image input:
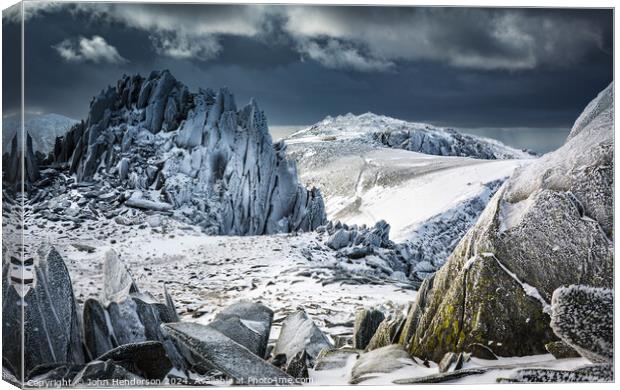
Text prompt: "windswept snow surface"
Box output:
[[287, 138, 529, 243]]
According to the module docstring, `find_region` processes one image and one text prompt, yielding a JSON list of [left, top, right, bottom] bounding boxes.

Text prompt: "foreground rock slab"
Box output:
[[163, 322, 294, 385], [274, 310, 332, 366]]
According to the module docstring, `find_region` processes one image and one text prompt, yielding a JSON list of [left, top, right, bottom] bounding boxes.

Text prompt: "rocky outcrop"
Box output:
[[2, 246, 85, 378], [51, 70, 326, 235], [402, 83, 614, 362]]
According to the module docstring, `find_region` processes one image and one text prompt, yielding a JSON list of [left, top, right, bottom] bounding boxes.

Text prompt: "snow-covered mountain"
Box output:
[[286, 116, 530, 274], [1, 112, 77, 154], [289, 112, 535, 160]]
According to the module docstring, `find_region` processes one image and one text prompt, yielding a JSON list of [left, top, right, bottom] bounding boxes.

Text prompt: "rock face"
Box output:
[[402, 83, 614, 362], [51, 70, 326, 235], [1, 246, 85, 378], [550, 285, 613, 363]]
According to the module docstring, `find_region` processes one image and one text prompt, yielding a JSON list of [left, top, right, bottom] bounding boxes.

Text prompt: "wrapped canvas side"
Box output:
[[2, 1, 25, 387]]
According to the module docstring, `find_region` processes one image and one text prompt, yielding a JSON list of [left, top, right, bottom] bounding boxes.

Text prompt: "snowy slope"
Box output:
[[287, 138, 529, 243], [1, 112, 77, 154], [289, 112, 535, 160]]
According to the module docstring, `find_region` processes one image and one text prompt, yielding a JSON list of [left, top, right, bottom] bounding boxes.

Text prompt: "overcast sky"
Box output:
[[2, 2, 613, 130]]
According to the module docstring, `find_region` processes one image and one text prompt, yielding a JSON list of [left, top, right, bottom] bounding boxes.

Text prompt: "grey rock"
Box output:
[[97, 341, 172, 380], [83, 298, 117, 360], [274, 310, 332, 366], [314, 348, 361, 371], [72, 359, 143, 386], [550, 285, 613, 363], [210, 301, 273, 358], [162, 322, 294, 385], [50, 70, 326, 236], [503, 364, 613, 383], [26, 364, 83, 384], [353, 308, 385, 350], [102, 249, 139, 304], [285, 350, 309, 380]]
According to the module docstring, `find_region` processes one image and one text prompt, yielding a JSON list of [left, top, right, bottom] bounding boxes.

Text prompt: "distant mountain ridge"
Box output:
[[289, 112, 535, 160], [2, 112, 78, 154]]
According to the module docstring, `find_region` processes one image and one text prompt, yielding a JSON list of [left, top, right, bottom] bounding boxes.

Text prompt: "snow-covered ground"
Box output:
[[17, 209, 413, 348], [287, 138, 529, 242]]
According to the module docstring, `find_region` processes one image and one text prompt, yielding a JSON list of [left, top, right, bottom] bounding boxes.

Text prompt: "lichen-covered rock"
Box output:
[[274, 310, 332, 366], [550, 285, 613, 363], [353, 308, 385, 350], [365, 314, 403, 351], [398, 273, 434, 346], [404, 83, 614, 362]]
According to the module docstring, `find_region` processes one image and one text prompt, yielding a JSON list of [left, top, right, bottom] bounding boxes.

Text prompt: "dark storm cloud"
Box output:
[[2, 2, 613, 131]]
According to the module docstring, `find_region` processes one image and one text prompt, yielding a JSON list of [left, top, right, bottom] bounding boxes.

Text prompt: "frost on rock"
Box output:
[[550, 285, 613, 363], [403, 83, 614, 362], [48, 70, 326, 235], [288, 112, 535, 160]]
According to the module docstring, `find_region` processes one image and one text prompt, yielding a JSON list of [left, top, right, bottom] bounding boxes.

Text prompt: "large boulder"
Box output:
[[403, 83, 614, 362], [2, 246, 85, 378]]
